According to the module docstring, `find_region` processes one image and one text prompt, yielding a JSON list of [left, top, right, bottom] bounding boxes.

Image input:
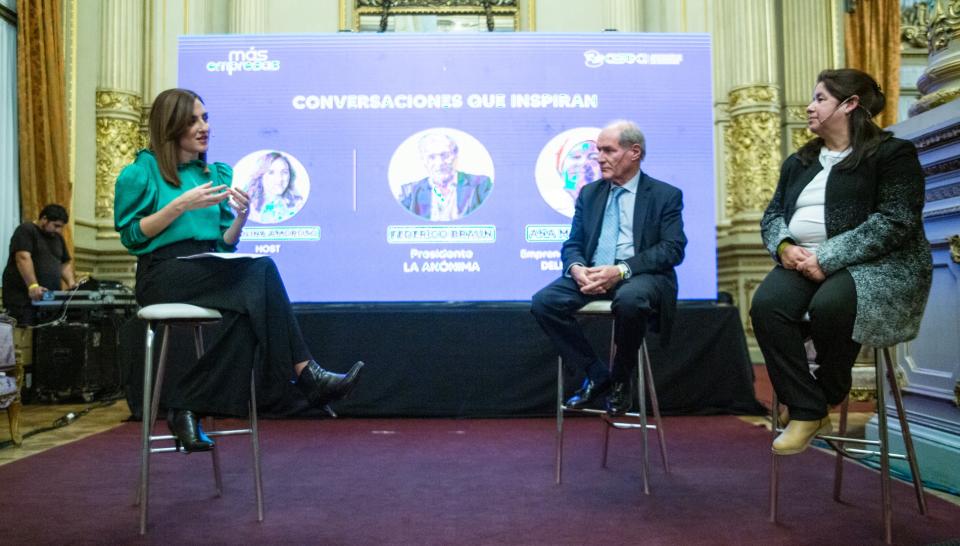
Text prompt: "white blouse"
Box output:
[[788, 146, 852, 250]]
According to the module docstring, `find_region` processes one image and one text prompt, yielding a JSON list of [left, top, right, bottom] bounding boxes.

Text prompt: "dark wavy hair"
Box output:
[[796, 68, 892, 171]]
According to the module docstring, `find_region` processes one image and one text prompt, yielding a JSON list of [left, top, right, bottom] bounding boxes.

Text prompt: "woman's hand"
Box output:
[[222, 187, 251, 246], [173, 182, 230, 212], [780, 243, 812, 270], [796, 254, 826, 283], [228, 187, 251, 221]]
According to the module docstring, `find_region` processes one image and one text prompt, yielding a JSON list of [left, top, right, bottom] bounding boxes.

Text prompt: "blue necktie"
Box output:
[[592, 186, 624, 266]]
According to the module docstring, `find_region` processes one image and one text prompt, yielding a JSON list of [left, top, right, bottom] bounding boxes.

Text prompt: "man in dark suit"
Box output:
[[531, 120, 686, 415], [400, 132, 493, 221]]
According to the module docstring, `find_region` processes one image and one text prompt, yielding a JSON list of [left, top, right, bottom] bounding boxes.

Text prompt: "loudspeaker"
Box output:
[[33, 321, 122, 402]]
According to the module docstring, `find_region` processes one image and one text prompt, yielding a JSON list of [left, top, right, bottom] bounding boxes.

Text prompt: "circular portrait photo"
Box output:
[[232, 150, 310, 224], [388, 128, 495, 222], [534, 127, 602, 218]]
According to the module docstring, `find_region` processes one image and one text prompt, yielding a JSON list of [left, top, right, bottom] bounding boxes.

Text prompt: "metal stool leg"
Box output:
[[599, 321, 618, 468], [875, 350, 892, 544], [637, 341, 650, 495], [555, 356, 564, 485], [769, 391, 779, 523], [250, 370, 264, 521], [832, 396, 850, 502], [192, 324, 224, 497], [643, 340, 669, 473], [601, 411, 611, 468], [138, 322, 156, 535], [882, 347, 927, 516]]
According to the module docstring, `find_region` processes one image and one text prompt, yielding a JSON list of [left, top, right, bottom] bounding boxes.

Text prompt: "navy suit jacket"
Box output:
[[561, 171, 687, 342]]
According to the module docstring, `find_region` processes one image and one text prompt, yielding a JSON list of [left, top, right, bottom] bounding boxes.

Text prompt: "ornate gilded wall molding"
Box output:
[[911, 1, 960, 116], [728, 85, 779, 111], [949, 234, 960, 263], [724, 86, 782, 219], [909, 86, 960, 116], [902, 0, 932, 49], [358, 0, 517, 6], [354, 0, 519, 31], [785, 105, 815, 151], [95, 90, 142, 222], [928, 0, 960, 53]]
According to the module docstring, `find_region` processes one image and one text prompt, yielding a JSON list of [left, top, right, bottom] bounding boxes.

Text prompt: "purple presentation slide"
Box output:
[[178, 33, 716, 302]]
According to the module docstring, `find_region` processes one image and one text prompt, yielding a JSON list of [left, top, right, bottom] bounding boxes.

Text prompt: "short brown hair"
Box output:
[[148, 88, 207, 187]]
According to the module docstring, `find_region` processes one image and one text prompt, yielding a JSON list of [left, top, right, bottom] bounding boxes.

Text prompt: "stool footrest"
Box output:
[[205, 429, 253, 437], [560, 405, 605, 415], [606, 422, 659, 430], [828, 445, 909, 460], [819, 434, 880, 446]]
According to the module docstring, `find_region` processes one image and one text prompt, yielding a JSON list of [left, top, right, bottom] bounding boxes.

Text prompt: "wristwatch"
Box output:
[[617, 263, 631, 280]]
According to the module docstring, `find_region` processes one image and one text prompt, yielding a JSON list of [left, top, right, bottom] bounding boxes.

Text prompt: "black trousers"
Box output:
[[750, 266, 860, 421], [136, 241, 312, 416], [531, 274, 664, 384]]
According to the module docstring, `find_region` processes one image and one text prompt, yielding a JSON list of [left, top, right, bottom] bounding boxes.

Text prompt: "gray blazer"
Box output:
[[760, 137, 932, 347]]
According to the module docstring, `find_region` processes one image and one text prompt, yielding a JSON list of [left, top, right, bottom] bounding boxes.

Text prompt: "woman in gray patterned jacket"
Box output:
[[750, 68, 932, 455]]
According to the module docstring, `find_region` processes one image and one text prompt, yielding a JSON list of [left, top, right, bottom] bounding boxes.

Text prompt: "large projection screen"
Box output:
[[178, 33, 716, 302]]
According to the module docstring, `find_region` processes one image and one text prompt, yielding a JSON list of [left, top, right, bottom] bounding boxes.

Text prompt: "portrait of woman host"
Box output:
[[114, 88, 363, 452], [246, 151, 305, 224], [750, 68, 932, 456]]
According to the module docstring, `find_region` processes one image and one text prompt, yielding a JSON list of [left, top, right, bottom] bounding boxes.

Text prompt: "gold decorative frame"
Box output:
[[351, 0, 521, 32]]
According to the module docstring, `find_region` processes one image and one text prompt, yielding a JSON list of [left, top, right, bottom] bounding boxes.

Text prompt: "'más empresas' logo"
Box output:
[[207, 47, 281, 76]]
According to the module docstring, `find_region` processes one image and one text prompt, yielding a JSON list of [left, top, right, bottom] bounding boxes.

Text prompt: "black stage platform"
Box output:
[[123, 301, 764, 418]]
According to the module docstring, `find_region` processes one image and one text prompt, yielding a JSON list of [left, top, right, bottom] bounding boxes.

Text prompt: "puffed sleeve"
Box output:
[[212, 162, 239, 253], [114, 161, 157, 252]]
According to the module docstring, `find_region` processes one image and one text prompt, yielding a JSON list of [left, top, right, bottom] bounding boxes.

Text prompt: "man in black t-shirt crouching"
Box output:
[[2, 204, 78, 325]]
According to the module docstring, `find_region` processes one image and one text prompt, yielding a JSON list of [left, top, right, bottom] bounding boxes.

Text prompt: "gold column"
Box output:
[[602, 0, 641, 32], [230, 0, 268, 34], [910, 0, 960, 115], [95, 1, 144, 234], [781, 0, 840, 153], [714, 0, 782, 360]]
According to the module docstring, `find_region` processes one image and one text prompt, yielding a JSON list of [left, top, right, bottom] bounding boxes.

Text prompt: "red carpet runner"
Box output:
[[0, 416, 958, 545]]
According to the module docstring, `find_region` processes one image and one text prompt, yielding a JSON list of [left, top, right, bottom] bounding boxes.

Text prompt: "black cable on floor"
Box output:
[[0, 399, 118, 450]]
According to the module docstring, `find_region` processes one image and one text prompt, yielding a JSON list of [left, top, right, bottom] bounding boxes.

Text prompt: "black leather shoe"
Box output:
[[605, 382, 632, 416], [295, 360, 364, 408], [167, 409, 214, 453], [565, 377, 611, 409]]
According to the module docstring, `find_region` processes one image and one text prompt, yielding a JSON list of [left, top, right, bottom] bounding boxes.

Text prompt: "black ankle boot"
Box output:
[[167, 409, 214, 453], [295, 360, 364, 408]]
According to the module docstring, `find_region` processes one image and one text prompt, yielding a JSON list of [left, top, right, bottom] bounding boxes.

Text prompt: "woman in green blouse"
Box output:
[[115, 88, 363, 452]]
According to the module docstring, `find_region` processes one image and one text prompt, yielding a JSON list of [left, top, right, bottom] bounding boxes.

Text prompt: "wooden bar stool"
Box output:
[[768, 345, 926, 544], [555, 300, 669, 494], [136, 303, 264, 535]]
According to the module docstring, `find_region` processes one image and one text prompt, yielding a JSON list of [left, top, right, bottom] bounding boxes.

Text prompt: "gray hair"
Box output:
[[605, 119, 646, 160], [418, 132, 458, 155]]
